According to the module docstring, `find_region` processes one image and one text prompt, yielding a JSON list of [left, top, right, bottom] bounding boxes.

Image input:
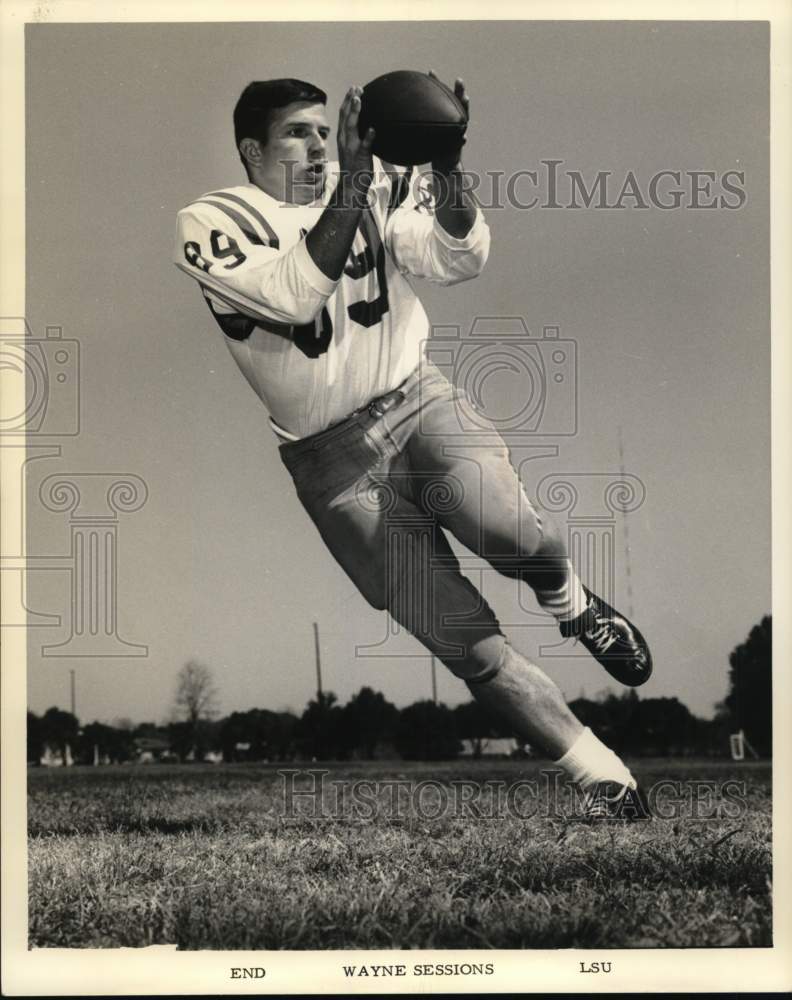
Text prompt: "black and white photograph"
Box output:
[[1, 1, 790, 995]]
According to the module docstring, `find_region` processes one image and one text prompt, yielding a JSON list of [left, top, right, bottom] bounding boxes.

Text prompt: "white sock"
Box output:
[[555, 726, 635, 790], [535, 566, 588, 622]]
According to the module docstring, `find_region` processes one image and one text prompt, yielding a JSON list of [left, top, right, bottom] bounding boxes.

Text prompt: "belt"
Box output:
[[277, 376, 411, 452], [354, 383, 407, 420]]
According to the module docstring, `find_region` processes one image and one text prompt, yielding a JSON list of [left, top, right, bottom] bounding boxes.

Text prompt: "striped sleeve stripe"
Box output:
[[205, 191, 280, 248], [194, 198, 269, 247]]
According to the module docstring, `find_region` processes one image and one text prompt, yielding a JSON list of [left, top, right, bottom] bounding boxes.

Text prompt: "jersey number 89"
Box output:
[[185, 222, 389, 359], [185, 230, 247, 271]]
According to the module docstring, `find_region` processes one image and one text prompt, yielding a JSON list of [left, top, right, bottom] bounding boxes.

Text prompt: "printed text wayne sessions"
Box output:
[[343, 963, 495, 978]]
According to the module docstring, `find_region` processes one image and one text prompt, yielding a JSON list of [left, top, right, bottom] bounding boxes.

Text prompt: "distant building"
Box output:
[[133, 736, 172, 763], [459, 737, 519, 758], [39, 743, 73, 766]]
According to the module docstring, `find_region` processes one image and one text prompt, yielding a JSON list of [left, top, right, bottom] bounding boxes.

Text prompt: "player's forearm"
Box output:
[[305, 176, 369, 281], [432, 166, 478, 239]]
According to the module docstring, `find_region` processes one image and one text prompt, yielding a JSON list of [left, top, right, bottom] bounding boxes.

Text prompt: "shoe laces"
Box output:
[[585, 800, 610, 818], [585, 616, 618, 654], [583, 783, 629, 816]]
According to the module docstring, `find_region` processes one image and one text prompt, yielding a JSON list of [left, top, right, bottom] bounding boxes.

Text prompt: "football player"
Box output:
[[174, 77, 652, 818]]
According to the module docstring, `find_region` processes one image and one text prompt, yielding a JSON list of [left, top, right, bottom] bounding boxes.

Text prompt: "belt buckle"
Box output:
[[368, 388, 405, 420]]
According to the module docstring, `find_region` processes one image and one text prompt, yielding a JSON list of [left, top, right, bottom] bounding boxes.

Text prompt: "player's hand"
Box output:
[[428, 71, 468, 173], [336, 85, 376, 203]]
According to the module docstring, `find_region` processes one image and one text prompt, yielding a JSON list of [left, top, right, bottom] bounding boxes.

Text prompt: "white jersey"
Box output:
[[174, 160, 490, 439]]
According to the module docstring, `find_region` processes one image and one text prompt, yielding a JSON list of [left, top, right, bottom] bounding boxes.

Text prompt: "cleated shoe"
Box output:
[[560, 586, 652, 686], [580, 781, 652, 822]]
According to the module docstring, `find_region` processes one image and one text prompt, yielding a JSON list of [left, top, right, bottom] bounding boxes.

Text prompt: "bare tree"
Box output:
[[172, 661, 218, 758]]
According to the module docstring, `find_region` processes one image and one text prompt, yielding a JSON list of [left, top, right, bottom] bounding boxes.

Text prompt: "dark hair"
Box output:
[[234, 79, 327, 167]]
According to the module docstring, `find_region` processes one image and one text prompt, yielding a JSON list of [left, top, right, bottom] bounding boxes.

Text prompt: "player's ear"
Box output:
[[238, 137, 263, 171]]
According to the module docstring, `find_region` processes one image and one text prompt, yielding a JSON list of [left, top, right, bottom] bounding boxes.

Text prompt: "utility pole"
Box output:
[[431, 655, 438, 705], [70, 669, 76, 718], [618, 425, 635, 619], [313, 621, 323, 699], [313, 621, 323, 760]]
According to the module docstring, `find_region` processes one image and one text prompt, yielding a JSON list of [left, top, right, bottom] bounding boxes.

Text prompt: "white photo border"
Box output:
[[1, 0, 790, 994]]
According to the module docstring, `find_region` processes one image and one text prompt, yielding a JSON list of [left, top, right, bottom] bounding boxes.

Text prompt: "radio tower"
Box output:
[[618, 425, 635, 619]]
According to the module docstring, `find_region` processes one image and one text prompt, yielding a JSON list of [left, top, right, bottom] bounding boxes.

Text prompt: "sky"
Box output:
[[22, 19, 769, 725]]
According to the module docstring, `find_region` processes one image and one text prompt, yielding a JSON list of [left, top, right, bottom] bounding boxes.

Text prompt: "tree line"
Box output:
[[27, 615, 772, 764]]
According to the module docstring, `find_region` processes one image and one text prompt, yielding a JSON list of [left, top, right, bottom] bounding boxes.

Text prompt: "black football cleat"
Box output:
[[559, 586, 652, 687], [580, 781, 652, 822]]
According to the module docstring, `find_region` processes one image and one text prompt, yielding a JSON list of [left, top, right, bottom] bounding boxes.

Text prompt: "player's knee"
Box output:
[[437, 632, 507, 684], [496, 508, 569, 591], [535, 510, 565, 556], [482, 501, 566, 577]]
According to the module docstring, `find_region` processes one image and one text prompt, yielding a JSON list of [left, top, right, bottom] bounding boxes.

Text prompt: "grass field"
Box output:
[[28, 758, 771, 950]]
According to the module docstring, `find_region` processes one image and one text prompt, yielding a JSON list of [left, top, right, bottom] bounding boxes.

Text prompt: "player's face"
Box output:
[[258, 102, 331, 205]]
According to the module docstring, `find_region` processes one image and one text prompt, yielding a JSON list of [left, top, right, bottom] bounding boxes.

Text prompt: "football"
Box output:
[[357, 70, 468, 167]]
